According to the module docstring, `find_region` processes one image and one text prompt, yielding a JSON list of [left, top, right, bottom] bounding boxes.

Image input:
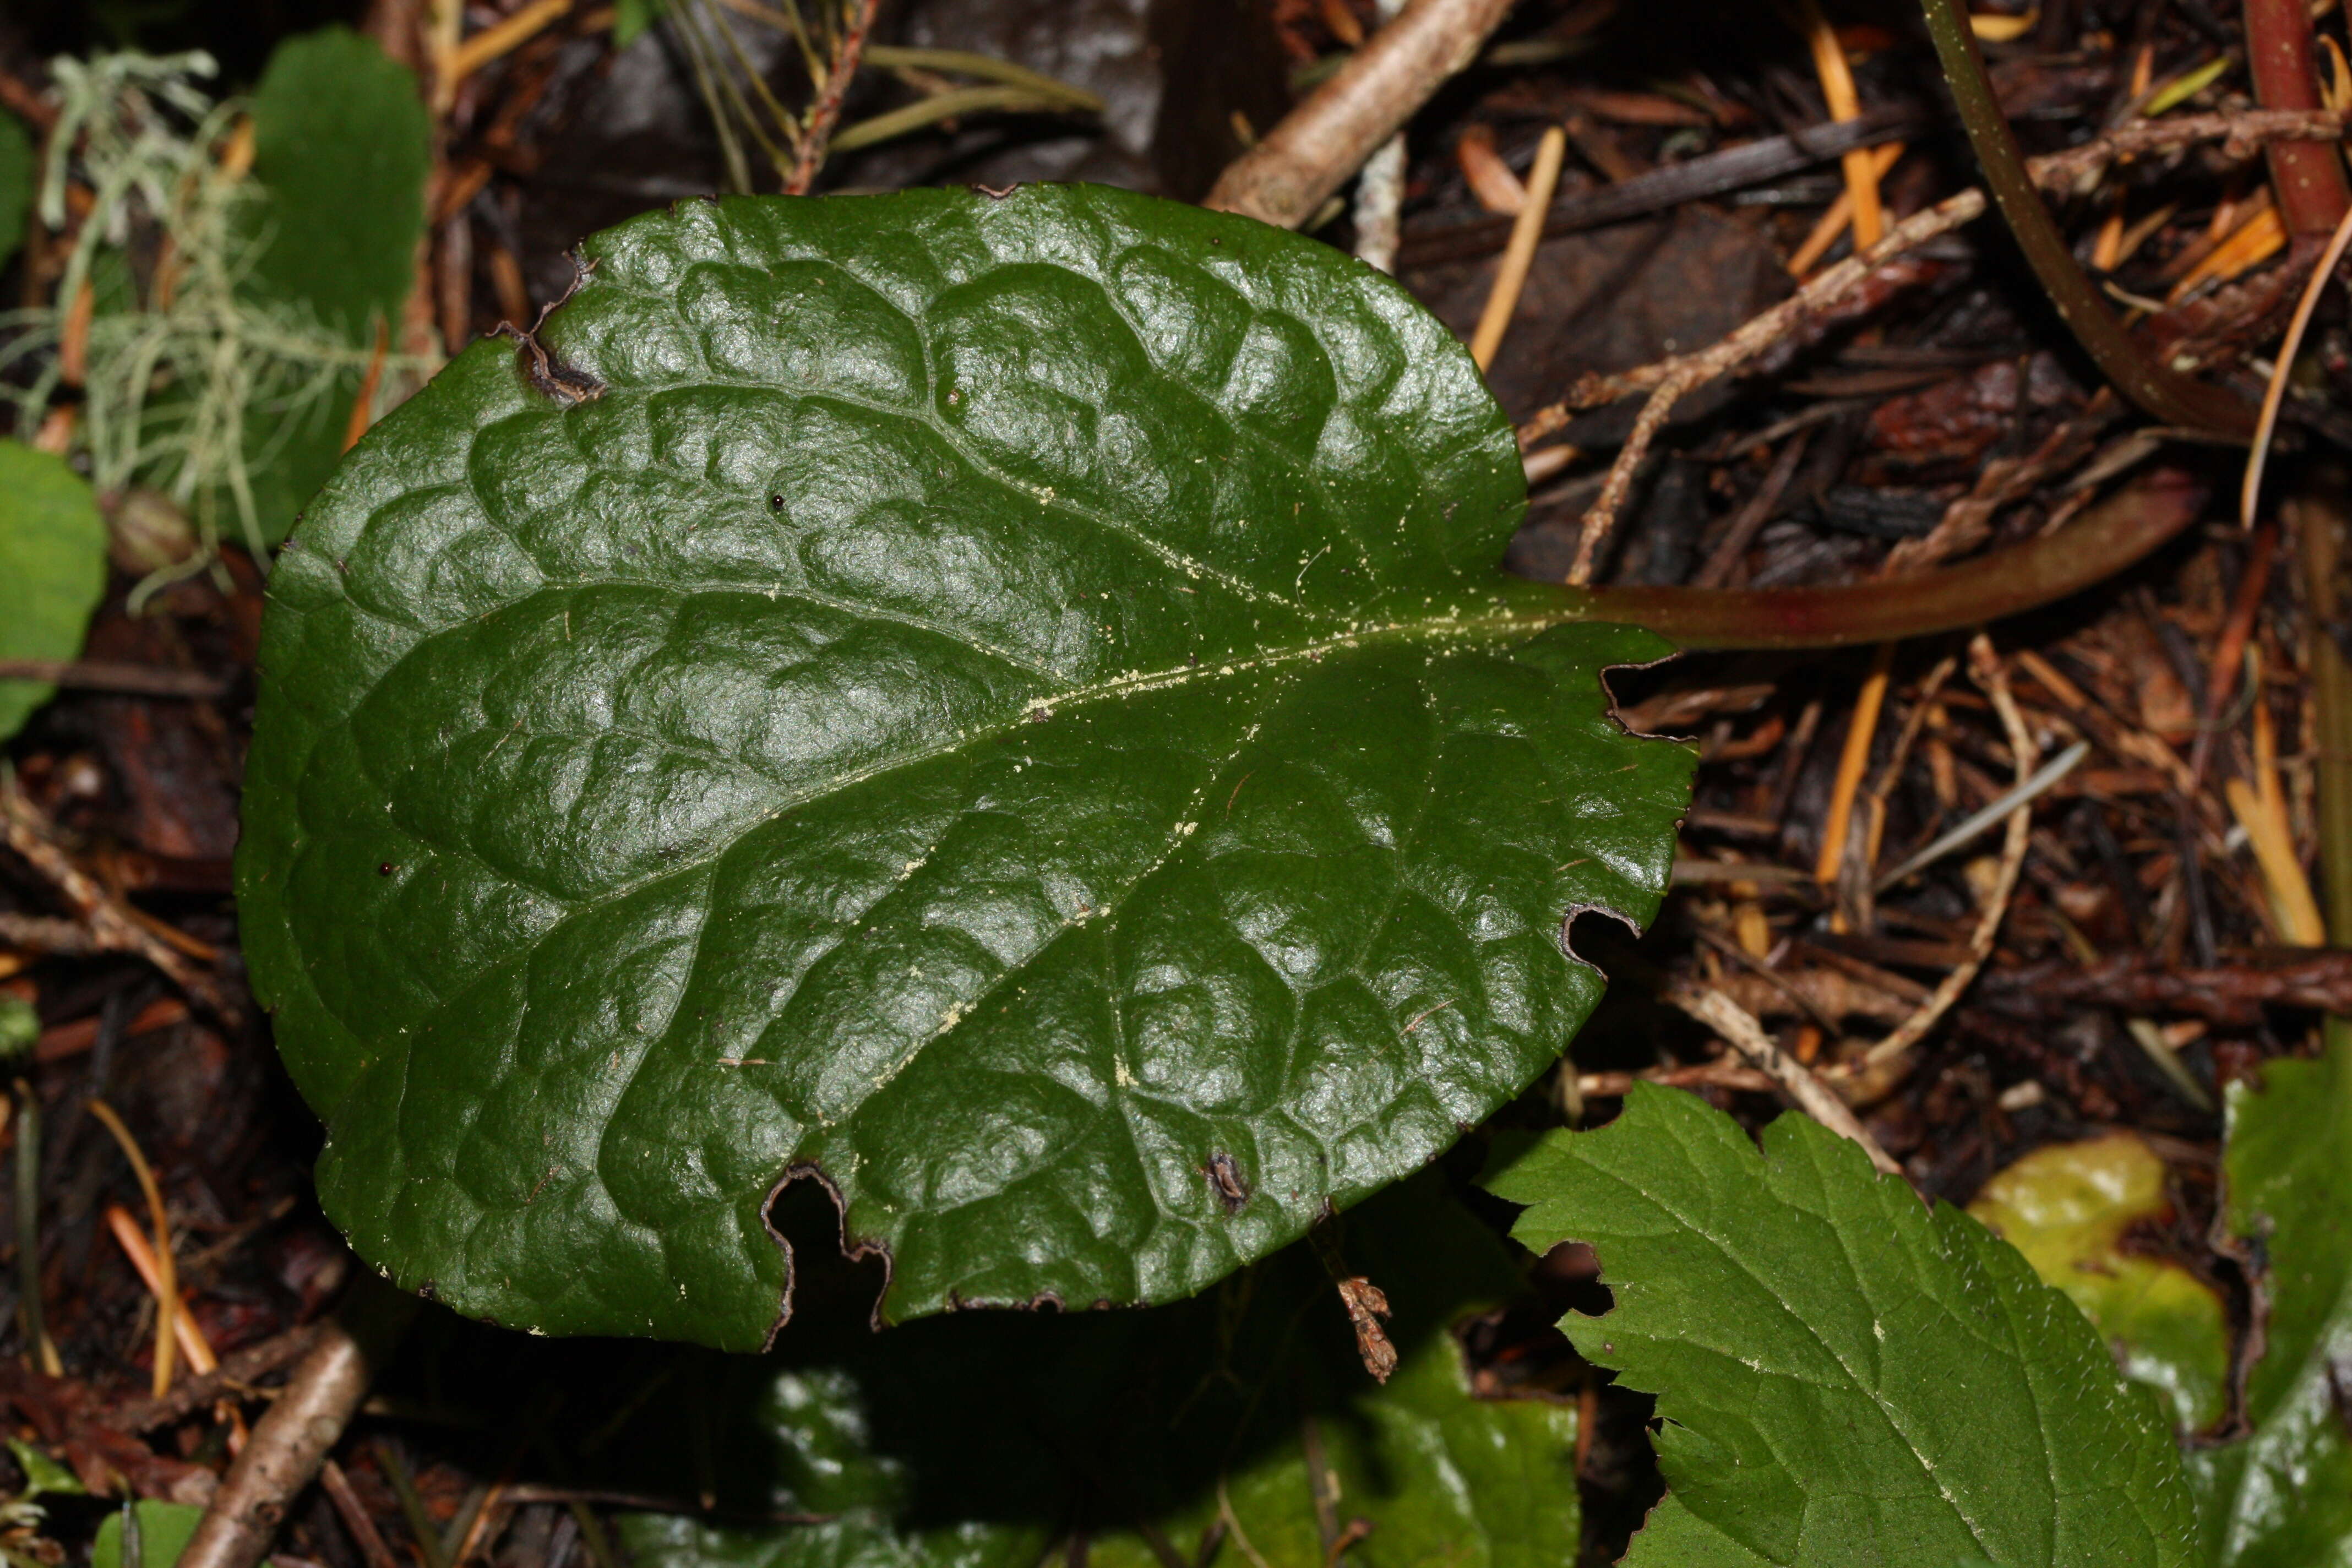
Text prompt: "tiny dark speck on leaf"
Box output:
[[769, 493, 785, 511], [377, 862, 396, 876]]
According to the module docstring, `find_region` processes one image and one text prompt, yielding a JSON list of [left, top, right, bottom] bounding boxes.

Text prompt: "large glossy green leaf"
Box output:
[[1483, 1086, 2199, 1567], [1968, 1131, 2229, 1432], [613, 1174, 1578, 1567], [2186, 1027, 2352, 1566], [0, 442, 109, 743], [237, 184, 1691, 1346], [236, 27, 429, 546]]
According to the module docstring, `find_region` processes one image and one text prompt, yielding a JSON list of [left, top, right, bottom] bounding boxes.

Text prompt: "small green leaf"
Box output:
[[0, 112, 32, 276], [7, 1437, 83, 1499], [235, 26, 431, 545], [92, 1502, 204, 1568], [0, 441, 109, 743], [1968, 1131, 2229, 1431], [2185, 1025, 2352, 1565], [238, 184, 1691, 1346], [613, 1174, 1577, 1567], [0, 997, 36, 1061], [1483, 1085, 2199, 1567], [614, 0, 666, 48]]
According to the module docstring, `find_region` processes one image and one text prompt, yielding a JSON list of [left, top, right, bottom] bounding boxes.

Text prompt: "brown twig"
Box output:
[[1978, 950, 2352, 1025], [1525, 110, 2344, 577], [2190, 520, 2278, 786], [1692, 428, 1810, 589], [0, 70, 58, 134], [1572, 1060, 1783, 1098], [318, 1461, 402, 1568], [1818, 644, 1896, 898], [1469, 127, 1567, 371], [2240, 202, 2352, 535], [1204, 0, 1517, 228], [1666, 984, 1905, 1175], [1403, 105, 1927, 267], [1919, 0, 2255, 436], [2242, 0, 2351, 235], [0, 661, 230, 699], [108, 1324, 324, 1434], [781, 0, 880, 196], [176, 1295, 415, 1568], [0, 774, 231, 1020], [1856, 635, 2035, 1068]]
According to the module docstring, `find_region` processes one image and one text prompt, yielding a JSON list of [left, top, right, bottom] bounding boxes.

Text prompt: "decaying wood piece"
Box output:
[[1205, 0, 1517, 229], [175, 1293, 413, 1568]]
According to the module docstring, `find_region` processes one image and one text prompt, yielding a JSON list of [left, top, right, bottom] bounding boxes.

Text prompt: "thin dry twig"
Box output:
[[86, 1101, 179, 1398], [318, 1461, 402, 1568], [1205, 0, 1517, 228], [782, 0, 881, 195], [2242, 200, 2352, 529], [1572, 1059, 1782, 1098], [1667, 984, 1904, 1175], [0, 661, 228, 698], [1554, 189, 1986, 581], [1469, 127, 1567, 370], [0, 773, 231, 1020], [1534, 109, 2346, 583], [1859, 635, 2036, 1068], [1817, 643, 1896, 896], [108, 1324, 323, 1433], [1793, 0, 1884, 247]]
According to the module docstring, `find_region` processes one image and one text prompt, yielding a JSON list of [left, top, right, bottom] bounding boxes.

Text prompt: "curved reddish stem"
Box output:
[[2244, 0, 2351, 236], [1558, 470, 2207, 649]]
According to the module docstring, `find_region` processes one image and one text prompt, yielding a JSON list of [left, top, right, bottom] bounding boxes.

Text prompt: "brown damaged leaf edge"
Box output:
[[761, 1163, 899, 1342], [1564, 469, 2207, 650], [496, 252, 605, 406]]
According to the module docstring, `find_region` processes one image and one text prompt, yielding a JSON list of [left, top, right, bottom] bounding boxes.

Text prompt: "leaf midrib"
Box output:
[[327, 588, 1562, 1079], [1583, 1147, 2005, 1562]]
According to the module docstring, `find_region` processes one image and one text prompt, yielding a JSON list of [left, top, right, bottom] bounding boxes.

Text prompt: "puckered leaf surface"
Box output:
[[612, 1175, 1578, 1567], [2186, 1026, 2352, 1565], [237, 184, 1691, 1345], [1483, 1085, 2198, 1567]]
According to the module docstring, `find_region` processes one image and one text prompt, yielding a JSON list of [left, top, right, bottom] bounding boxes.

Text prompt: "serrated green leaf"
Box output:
[[0, 441, 109, 743], [237, 184, 1692, 1346], [1968, 1132, 2229, 1431], [2185, 1026, 2352, 1566], [0, 112, 32, 276], [235, 26, 430, 546], [1483, 1085, 2199, 1567], [613, 1174, 1577, 1567]]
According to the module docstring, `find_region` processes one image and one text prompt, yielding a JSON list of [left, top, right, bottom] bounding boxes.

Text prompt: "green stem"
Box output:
[[1917, 0, 2255, 437], [1561, 467, 2206, 649], [2243, 0, 2351, 235]]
